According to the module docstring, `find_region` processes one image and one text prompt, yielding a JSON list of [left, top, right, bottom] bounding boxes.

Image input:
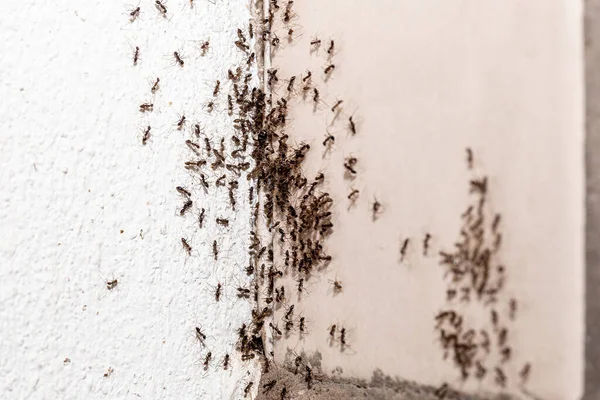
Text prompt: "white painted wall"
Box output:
[[0, 1, 259, 399]]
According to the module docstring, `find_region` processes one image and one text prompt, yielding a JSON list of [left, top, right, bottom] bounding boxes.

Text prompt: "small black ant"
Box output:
[[129, 6, 141, 22], [181, 238, 192, 255], [243, 381, 254, 398], [331, 100, 343, 112], [180, 200, 193, 215], [263, 380, 276, 393], [214, 283, 222, 301], [400, 238, 409, 261], [139, 103, 153, 112], [198, 208, 205, 228], [200, 40, 210, 56], [203, 351, 212, 370], [151, 77, 160, 93], [349, 116, 357, 135], [133, 46, 140, 66], [173, 51, 184, 67], [142, 126, 151, 145], [466, 147, 473, 169], [423, 233, 431, 256], [327, 40, 335, 55], [155, 1, 167, 17], [222, 354, 229, 370], [176, 114, 186, 131]]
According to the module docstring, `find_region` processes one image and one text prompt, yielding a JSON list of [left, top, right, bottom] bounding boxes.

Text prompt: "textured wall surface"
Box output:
[[0, 1, 259, 399]]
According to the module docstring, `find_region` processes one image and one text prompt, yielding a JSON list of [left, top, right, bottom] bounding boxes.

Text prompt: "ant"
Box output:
[[222, 354, 229, 370], [213, 240, 218, 260], [287, 76, 296, 92], [205, 101, 215, 113], [492, 213, 501, 233], [248, 22, 254, 39], [348, 188, 359, 202], [331, 100, 343, 112], [296, 277, 305, 293], [323, 131, 335, 147], [128, 6, 141, 22], [327, 40, 335, 55], [329, 324, 337, 340], [466, 147, 473, 169], [216, 217, 229, 226], [214, 283, 222, 301], [509, 298, 517, 320], [269, 322, 282, 336], [193, 124, 202, 137], [243, 381, 254, 398], [348, 116, 357, 135], [237, 287, 251, 298], [423, 233, 431, 256], [139, 103, 153, 112], [400, 238, 409, 261], [106, 278, 118, 290], [155, 0, 167, 17], [142, 126, 151, 145], [133, 46, 140, 66], [176, 114, 186, 131], [181, 238, 192, 255], [287, 28, 295, 42], [340, 327, 347, 348], [213, 80, 220, 97], [185, 140, 201, 156], [305, 365, 313, 388], [324, 64, 335, 75], [372, 198, 381, 220], [284, 304, 294, 320], [330, 279, 342, 294], [303, 71, 312, 82], [312, 88, 320, 105], [227, 95, 233, 114], [235, 40, 249, 52], [173, 51, 184, 67], [195, 326, 206, 342], [151, 77, 160, 93], [180, 200, 193, 215], [310, 38, 321, 51], [198, 208, 206, 228], [263, 380, 276, 393], [469, 176, 487, 194], [299, 317, 306, 333], [344, 157, 357, 175], [200, 40, 210, 56], [203, 351, 212, 370], [215, 175, 226, 187], [434, 382, 448, 399]]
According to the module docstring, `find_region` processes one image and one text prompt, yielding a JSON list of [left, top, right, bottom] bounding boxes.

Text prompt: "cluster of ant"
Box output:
[[432, 149, 531, 398], [225, 1, 368, 397], [130, 1, 216, 147], [128, 1, 365, 397], [125, 0, 267, 394]]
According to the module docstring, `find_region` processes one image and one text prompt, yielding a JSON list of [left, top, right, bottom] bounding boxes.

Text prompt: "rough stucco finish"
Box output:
[[0, 1, 259, 399]]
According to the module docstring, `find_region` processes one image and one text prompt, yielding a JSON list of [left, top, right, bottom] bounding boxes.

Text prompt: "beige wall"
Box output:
[[266, 1, 584, 400]]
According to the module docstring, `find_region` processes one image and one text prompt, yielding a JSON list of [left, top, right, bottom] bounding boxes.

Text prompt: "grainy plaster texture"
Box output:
[[0, 1, 260, 399]]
